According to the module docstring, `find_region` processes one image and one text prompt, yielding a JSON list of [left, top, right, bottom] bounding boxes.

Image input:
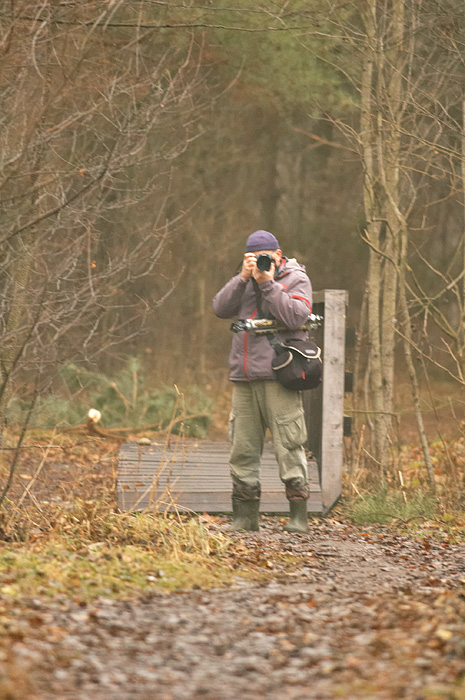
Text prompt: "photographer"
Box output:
[[213, 230, 313, 533]]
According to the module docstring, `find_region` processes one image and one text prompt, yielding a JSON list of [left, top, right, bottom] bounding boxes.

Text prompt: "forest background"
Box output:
[[2, 0, 465, 489]]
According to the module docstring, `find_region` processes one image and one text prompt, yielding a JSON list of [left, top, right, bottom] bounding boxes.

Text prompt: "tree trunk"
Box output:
[[260, 114, 280, 232], [361, 0, 389, 471], [398, 241, 435, 490], [377, 0, 405, 466], [461, 90, 465, 374], [0, 234, 34, 435]]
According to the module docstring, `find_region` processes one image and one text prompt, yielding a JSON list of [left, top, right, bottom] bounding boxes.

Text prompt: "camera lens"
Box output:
[[256, 254, 273, 271]]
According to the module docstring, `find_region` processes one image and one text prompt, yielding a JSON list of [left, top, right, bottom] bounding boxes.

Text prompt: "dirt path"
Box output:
[[3, 519, 465, 700]]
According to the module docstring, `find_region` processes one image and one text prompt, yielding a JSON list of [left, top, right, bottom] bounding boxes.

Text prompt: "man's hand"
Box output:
[[253, 263, 275, 285], [240, 253, 257, 282], [241, 252, 276, 283]]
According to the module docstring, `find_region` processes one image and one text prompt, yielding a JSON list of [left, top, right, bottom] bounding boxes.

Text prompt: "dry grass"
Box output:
[[0, 508, 234, 600], [0, 428, 306, 601], [0, 431, 239, 600], [2, 418, 465, 602]]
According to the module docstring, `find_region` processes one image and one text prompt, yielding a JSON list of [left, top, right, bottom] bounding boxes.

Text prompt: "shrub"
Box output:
[[8, 357, 213, 436]]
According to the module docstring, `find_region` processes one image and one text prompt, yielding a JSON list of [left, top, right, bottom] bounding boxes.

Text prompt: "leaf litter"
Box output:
[[1, 436, 465, 698]]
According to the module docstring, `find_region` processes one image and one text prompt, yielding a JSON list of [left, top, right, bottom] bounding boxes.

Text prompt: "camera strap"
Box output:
[[251, 279, 284, 354], [251, 278, 263, 318]]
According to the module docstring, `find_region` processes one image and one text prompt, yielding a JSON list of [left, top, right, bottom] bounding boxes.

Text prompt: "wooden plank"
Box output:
[[118, 440, 322, 514], [320, 290, 348, 513]]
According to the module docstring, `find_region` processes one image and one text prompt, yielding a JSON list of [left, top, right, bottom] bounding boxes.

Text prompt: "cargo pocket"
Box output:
[[275, 409, 307, 450], [228, 411, 236, 443]]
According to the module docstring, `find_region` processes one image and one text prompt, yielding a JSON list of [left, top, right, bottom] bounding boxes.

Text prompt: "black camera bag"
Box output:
[[271, 338, 322, 391]]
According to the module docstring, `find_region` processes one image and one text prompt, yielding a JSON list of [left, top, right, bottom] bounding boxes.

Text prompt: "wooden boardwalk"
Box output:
[[118, 440, 322, 514]]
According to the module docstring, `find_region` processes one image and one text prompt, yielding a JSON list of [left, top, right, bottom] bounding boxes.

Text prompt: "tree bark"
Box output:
[[0, 234, 34, 434], [377, 0, 405, 466], [361, 0, 388, 471], [398, 247, 435, 490], [461, 90, 465, 374]]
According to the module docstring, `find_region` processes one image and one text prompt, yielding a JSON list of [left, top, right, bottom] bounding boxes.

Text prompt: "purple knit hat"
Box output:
[[245, 230, 280, 252]]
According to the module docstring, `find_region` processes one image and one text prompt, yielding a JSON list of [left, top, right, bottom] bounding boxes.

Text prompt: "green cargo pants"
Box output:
[[228, 381, 310, 502]]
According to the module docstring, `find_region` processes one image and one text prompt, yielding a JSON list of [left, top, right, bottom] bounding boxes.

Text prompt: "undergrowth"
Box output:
[[343, 489, 437, 525], [0, 500, 235, 600], [0, 434, 238, 600], [9, 357, 213, 437], [2, 426, 465, 603]]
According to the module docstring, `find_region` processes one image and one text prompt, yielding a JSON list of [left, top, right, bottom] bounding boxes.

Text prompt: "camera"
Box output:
[[255, 253, 274, 272]]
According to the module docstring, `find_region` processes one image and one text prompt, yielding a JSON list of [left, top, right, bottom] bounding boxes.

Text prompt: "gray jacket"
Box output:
[[213, 258, 313, 381]]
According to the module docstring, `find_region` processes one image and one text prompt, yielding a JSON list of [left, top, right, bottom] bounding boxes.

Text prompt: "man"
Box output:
[[213, 229, 312, 534]]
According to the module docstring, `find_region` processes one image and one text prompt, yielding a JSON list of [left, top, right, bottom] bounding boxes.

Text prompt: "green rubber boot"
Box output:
[[283, 500, 309, 534], [225, 499, 260, 532]]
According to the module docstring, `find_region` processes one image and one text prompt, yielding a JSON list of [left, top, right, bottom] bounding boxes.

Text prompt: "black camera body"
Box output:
[[255, 253, 274, 271]]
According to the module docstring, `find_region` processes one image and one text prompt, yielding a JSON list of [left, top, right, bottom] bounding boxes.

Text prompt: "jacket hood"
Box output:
[[277, 257, 307, 277]]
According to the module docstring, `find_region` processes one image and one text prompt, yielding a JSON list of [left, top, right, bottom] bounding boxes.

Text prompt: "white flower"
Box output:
[[87, 408, 101, 423]]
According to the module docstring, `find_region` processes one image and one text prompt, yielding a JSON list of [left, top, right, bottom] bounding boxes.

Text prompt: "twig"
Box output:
[[58, 412, 209, 438], [14, 430, 57, 511], [0, 390, 38, 509], [0, 444, 65, 450]]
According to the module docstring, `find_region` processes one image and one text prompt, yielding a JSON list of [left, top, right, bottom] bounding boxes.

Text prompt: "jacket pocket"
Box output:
[[228, 411, 236, 443], [275, 409, 307, 450]]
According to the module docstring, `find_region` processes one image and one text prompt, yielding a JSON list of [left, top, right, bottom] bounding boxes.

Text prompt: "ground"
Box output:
[[1, 424, 465, 700], [2, 514, 465, 700]]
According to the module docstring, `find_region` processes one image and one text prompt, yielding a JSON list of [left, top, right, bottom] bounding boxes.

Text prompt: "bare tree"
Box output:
[[0, 1, 207, 432], [355, 0, 465, 482]]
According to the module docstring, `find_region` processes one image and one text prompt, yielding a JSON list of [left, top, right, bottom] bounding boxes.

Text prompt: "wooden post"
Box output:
[[303, 289, 348, 514]]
